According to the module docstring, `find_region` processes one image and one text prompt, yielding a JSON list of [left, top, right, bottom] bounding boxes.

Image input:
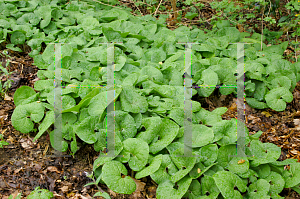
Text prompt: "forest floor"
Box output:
[[0, 0, 300, 198]]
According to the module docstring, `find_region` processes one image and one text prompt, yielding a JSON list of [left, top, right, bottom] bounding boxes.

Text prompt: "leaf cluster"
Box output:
[[3, 0, 300, 198]]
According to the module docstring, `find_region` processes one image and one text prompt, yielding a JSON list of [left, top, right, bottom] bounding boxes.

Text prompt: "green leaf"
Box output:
[[27, 186, 53, 199], [94, 129, 108, 152], [246, 97, 269, 109], [102, 160, 136, 194], [186, 179, 202, 198], [212, 107, 227, 116], [216, 27, 241, 42], [228, 157, 249, 175], [153, 85, 176, 98], [265, 87, 293, 112], [292, 184, 300, 195], [10, 31, 25, 44], [198, 144, 218, 166], [103, 110, 137, 140], [135, 154, 162, 179], [263, 171, 285, 194], [33, 111, 54, 142], [156, 176, 193, 199], [123, 138, 149, 171], [245, 61, 266, 81], [201, 175, 220, 198], [249, 130, 263, 140], [149, 118, 179, 154], [136, 116, 161, 144], [6, 44, 22, 52], [183, 124, 214, 148], [185, 12, 198, 20], [245, 179, 270, 198], [246, 140, 281, 167], [93, 191, 111, 199], [49, 130, 68, 152], [283, 163, 300, 188], [189, 161, 217, 179], [253, 80, 268, 101], [196, 69, 219, 97], [34, 5, 51, 29], [216, 144, 237, 169], [214, 119, 250, 146], [195, 108, 223, 127], [13, 86, 38, 107], [169, 147, 197, 183], [120, 87, 148, 113], [74, 116, 98, 144], [252, 164, 271, 179], [213, 171, 247, 199], [88, 87, 122, 118], [34, 79, 53, 92], [140, 65, 164, 84], [150, 154, 179, 184], [62, 87, 103, 113], [102, 27, 123, 42], [11, 102, 45, 134], [93, 134, 123, 169], [168, 107, 184, 127], [216, 20, 231, 29], [268, 76, 292, 91]]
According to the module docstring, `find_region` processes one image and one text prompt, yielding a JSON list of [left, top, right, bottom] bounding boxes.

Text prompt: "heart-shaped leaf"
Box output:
[[102, 160, 136, 194]]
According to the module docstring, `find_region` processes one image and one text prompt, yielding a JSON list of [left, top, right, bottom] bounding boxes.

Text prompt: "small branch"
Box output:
[[153, 6, 190, 15], [134, 4, 143, 16], [126, 0, 143, 16], [92, 0, 123, 9], [261, 0, 267, 51], [296, 36, 298, 62], [154, 0, 163, 16], [169, 0, 178, 21]]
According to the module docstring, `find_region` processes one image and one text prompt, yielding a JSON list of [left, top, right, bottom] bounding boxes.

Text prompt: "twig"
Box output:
[[92, 0, 123, 9], [265, 0, 272, 18], [193, 1, 207, 26], [296, 36, 298, 62], [261, 1, 266, 51], [169, 0, 178, 20], [221, 13, 238, 25], [154, 0, 163, 16], [126, 0, 143, 16], [121, 0, 152, 7], [152, 6, 190, 15]]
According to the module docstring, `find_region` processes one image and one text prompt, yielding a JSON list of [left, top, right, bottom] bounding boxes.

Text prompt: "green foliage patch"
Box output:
[[1, 0, 299, 198]]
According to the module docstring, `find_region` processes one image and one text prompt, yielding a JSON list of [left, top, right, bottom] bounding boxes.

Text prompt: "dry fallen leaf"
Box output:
[[20, 138, 34, 149], [131, 177, 146, 198], [294, 119, 300, 130], [290, 150, 299, 155], [46, 166, 60, 173], [4, 93, 13, 101], [60, 185, 69, 193], [197, 168, 201, 173], [238, 159, 246, 164], [261, 111, 272, 118]]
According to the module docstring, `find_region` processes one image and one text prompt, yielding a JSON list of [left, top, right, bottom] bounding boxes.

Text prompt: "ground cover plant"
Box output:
[[0, 0, 300, 198]]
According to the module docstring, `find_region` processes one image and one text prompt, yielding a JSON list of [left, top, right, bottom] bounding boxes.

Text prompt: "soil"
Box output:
[[0, 0, 300, 198]]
